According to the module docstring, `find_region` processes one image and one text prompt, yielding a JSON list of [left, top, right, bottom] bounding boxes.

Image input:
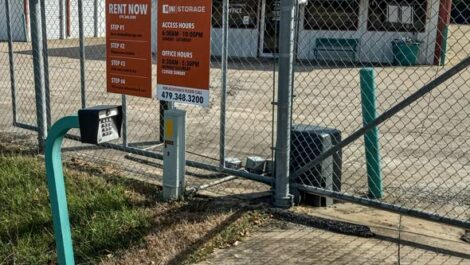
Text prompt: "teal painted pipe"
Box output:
[[440, 25, 449, 66], [45, 116, 79, 265], [360, 68, 383, 199]]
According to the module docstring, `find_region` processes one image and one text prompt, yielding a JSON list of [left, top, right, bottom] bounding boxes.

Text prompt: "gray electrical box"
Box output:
[[290, 125, 342, 207], [163, 109, 186, 201], [78, 105, 123, 144]]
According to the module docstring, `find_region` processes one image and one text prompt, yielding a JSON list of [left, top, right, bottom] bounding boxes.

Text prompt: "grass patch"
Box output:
[[0, 153, 271, 264], [0, 155, 154, 264]]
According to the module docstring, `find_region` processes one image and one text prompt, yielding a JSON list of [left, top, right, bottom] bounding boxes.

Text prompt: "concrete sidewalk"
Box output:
[[198, 203, 470, 265]]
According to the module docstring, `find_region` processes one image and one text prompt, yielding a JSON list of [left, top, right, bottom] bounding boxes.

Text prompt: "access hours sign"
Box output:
[[106, 0, 152, 98], [156, 0, 212, 107]]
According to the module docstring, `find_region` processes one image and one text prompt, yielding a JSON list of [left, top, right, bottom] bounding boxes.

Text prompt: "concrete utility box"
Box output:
[[290, 125, 342, 207], [245, 156, 266, 174]]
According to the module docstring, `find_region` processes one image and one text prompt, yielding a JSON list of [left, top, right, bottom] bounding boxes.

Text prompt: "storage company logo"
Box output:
[[162, 5, 176, 14]]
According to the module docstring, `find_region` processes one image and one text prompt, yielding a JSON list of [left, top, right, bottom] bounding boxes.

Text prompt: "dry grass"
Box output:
[[100, 199, 269, 265], [0, 132, 37, 155]]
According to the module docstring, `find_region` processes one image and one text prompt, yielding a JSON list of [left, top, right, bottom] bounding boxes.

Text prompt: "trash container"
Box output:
[[392, 39, 421, 66]]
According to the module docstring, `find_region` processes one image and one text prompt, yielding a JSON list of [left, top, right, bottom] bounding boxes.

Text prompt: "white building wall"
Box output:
[[297, 0, 440, 64], [0, 0, 7, 40], [98, 0, 106, 36], [70, 0, 106, 38], [211, 29, 259, 58], [0, 0, 28, 41], [44, 0, 62, 39]]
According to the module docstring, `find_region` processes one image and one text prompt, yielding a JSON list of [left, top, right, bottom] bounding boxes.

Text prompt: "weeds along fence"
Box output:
[[1, 0, 470, 229]]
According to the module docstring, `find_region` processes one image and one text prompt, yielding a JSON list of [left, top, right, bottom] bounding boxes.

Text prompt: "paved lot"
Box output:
[[0, 25, 469, 223]]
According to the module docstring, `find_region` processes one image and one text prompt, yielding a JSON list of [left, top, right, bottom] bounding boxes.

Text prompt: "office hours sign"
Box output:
[[156, 0, 212, 107], [106, 0, 152, 98]]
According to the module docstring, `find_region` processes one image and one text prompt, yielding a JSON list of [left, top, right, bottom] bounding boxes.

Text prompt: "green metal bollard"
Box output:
[[360, 68, 383, 199], [45, 116, 79, 265]]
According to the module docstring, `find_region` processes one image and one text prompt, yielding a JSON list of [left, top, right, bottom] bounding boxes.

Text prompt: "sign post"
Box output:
[[106, 0, 152, 98], [156, 0, 212, 107], [45, 107, 123, 265], [45, 116, 80, 265]]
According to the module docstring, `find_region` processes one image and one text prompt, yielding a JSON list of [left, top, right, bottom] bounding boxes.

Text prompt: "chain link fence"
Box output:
[[1, 0, 469, 230], [1, 0, 38, 153], [1, 0, 470, 263], [292, 0, 470, 227], [1, 0, 276, 197]]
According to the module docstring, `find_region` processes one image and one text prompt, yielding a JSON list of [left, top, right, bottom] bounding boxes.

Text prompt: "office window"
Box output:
[[212, 0, 259, 29], [303, 0, 360, 31], [368, 0, 427, 32], [387, 5, 400, 23], [401, 6, 414, 24]]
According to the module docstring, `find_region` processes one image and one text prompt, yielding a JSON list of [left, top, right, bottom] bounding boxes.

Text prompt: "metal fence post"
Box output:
[[93, 0, 99, 37], [40, 0, 52, 128], [30, 0, 48, 151], [59, 0, 66, 39], [5, 0, 17, 125], [219, 0, 229, 167], [78, 0, 87, 108], [122, 95, 128, 147], [274, 0, 296, 208]]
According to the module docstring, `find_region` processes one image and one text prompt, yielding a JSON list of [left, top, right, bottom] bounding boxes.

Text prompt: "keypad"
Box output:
[[100, 118, 114, 137]]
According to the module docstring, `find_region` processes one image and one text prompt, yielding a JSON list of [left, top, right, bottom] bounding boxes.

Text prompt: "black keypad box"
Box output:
[[78, 105, 123, 144]]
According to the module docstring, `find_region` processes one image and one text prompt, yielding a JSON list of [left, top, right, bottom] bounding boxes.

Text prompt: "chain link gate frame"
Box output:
[[2, 0, 470, 231], [290, 0, 470, 230], [291, 57, 470, 229]]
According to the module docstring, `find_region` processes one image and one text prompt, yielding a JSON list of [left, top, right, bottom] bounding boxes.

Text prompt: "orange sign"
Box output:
[[156, 0, 212, 107], [106, 0, 152, 98]]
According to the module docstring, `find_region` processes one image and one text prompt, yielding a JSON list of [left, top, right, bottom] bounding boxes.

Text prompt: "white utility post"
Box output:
[[163, 109, 186, 201]]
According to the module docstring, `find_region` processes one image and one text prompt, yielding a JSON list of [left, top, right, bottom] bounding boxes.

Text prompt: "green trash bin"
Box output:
[[392, 39, 421, 66]]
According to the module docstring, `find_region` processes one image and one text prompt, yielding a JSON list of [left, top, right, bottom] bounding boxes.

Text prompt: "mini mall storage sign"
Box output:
[[106, 0, 152, 98], [156, 0, 212, 107]]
